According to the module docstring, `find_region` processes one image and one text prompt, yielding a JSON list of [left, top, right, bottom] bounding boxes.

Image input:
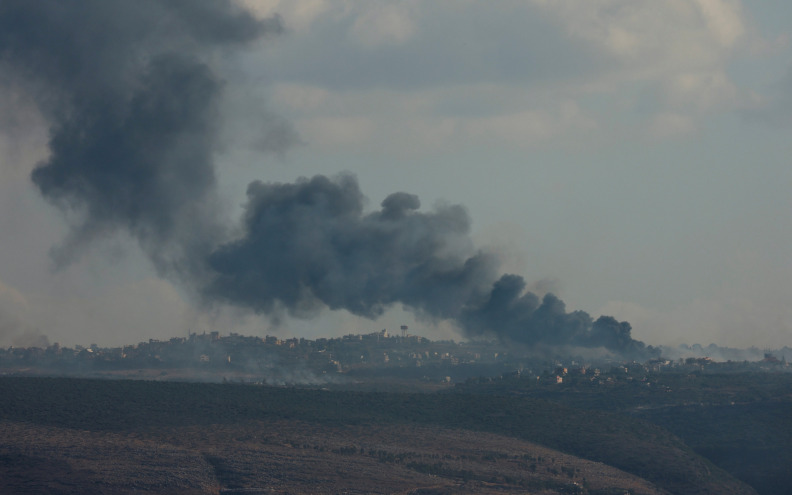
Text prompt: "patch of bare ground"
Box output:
[[150, 420, 669, 494], [0, 420, 218, 494], [0, 417, 668, 494]]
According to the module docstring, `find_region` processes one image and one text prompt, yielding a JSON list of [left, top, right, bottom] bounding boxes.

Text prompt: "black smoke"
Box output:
[[458, 274, 651, 355], [0, 0, 282, 272], [206, 174, 498, 319], [206, 174, 656, 357], [0, 1, 654, 357]]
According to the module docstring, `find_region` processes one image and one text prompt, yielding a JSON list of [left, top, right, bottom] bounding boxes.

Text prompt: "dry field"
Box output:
[[0, 419, 667, 494]]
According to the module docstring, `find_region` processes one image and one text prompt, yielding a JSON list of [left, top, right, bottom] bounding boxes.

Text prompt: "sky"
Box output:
[[0, 0, 790, 350]]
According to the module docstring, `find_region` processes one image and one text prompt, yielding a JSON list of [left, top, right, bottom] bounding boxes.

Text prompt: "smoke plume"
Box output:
[[0, 1, 654, 357], [206, 174, 498, 319], [0, 0, 282, 272], [205, 174, 654, 356]]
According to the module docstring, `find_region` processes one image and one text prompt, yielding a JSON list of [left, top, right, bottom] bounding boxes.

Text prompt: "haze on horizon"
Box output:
[[0, 0, 790, 351]]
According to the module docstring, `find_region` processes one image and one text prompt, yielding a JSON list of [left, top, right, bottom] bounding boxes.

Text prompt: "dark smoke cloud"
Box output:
[[0, 0, 282, 272], [206, 174, 497, 320], [0, 1, 654, 357], [206, 175, 656, 358]]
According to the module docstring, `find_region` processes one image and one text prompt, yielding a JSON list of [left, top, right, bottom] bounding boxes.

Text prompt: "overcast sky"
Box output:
[[1, 0, 791, 349]]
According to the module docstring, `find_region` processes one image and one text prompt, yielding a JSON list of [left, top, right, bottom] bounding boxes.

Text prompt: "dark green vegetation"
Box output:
[[0, 376, 758, 494], [639, 401, 791, 495], [457, 369, 792, 495]]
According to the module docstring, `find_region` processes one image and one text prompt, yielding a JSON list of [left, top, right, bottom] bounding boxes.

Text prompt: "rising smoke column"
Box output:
[[0, 0, 282, 273], [0, 1, 654, 357], [206, 174, 655, 357], [206, 174, 499, 319]]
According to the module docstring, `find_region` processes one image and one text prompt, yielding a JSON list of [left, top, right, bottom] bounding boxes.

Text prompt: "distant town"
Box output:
[[2, 329, 792, 494], [2, 328, 790, 387]]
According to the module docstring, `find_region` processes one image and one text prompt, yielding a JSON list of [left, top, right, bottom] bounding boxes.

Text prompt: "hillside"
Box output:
[[0, 376, 754, 494], [455, 368, 792, 494]]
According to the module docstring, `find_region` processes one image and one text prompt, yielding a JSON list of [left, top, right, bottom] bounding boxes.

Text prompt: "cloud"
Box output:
[[244, 0, 763, 155], [265, 83, 599, 152], [252, 1, 599, 91], [533, 0, 744, 65], [350, 2, 417, 47]]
